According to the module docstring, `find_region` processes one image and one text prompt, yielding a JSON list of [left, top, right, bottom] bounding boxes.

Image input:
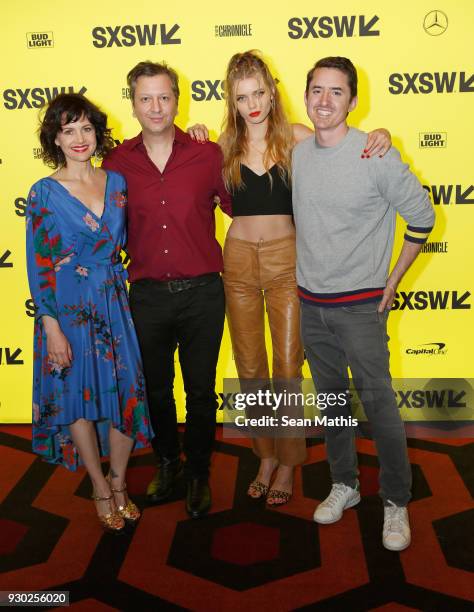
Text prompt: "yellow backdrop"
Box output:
[[1, 0, 472, 423]]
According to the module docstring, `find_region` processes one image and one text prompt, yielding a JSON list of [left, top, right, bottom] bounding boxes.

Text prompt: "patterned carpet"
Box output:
[[0, 425, 473, 611]]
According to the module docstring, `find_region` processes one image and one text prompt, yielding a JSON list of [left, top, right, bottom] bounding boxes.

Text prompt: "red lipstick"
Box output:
[[249, 111, 261, 118]]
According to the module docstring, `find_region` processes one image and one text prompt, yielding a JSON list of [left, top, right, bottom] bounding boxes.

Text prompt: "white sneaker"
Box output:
[[313, 483, 361, 524], [382, 501, 411, 551]]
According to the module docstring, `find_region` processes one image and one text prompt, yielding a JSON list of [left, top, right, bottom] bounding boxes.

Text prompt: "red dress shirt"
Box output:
[[102, 126, 232, 282]]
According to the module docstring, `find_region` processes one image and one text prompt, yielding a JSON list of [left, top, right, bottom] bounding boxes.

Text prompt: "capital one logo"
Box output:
[[3, 86, 87, 110], [191, 80, 224, 101], [392, 291, 471, 311], [288, 15, 379, 39], [405, 342, 447, 356], [92, 24, 181, 47], [388, 72, 474, 94]]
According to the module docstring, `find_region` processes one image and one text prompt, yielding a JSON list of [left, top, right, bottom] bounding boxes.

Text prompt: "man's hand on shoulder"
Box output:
[[187, 124, 210, 144], [364, 128, 392, 159]]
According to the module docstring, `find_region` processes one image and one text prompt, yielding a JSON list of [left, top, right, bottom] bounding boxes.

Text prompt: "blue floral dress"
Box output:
[[26, 170, 153, 470]]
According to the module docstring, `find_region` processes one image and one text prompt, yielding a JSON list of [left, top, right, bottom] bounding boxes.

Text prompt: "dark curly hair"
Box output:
[[39, 93, 115, 168]]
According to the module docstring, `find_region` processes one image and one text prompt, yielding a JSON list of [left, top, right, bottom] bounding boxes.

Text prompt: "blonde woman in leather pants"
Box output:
[[189, 51, 391, 505]]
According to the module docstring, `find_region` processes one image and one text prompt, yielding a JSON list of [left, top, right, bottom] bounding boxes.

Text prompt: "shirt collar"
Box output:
[[173, 125, 188, 144], [122, 133, 143, 150]]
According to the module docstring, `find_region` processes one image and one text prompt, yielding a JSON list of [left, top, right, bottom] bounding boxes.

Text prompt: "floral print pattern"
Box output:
[[83, 212, 100, 232], [26, 170, 153, 470]]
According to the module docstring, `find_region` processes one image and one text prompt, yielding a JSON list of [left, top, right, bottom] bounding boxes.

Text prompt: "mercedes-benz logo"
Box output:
[[423, 10, 448, 36]]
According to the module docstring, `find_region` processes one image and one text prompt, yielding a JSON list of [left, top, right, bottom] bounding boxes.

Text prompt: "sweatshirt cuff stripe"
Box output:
[[405, 235, 429, 244], [405, 228, 431, 243], [406, 225, 433, 233]]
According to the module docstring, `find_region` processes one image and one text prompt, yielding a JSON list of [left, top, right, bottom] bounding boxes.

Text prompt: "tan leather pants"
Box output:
[[223, 235, 306, 466]]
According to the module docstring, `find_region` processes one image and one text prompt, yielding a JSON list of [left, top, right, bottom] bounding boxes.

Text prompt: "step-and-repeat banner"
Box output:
[[1, 1, 472, 423]]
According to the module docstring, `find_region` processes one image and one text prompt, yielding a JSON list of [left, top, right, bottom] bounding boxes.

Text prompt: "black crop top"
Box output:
[[231, 164, 292, 216]]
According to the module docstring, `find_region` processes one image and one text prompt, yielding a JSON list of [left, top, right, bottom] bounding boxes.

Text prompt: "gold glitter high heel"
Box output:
[[107, 476, 141, 526], [91, 491, 125, 534]]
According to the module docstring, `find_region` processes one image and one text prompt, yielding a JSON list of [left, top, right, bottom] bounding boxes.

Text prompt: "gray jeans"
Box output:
[[301, 300, 412, 506]]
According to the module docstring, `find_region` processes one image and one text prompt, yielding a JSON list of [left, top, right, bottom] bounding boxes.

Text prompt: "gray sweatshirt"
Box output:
[[292, 128, 435, 306]]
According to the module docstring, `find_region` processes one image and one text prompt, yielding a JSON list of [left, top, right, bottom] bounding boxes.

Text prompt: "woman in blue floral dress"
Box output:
[[26, 93, 153, 533]]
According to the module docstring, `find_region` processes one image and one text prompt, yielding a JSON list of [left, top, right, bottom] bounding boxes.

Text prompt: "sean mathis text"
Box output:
[[232, 415, 359, 427]]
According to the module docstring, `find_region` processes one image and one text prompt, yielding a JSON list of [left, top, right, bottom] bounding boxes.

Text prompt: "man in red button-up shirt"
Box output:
[[102, 61, 232, 518]]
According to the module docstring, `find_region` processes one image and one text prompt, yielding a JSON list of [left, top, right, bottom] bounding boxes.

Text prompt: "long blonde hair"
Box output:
[[220, 51, 293, 191]]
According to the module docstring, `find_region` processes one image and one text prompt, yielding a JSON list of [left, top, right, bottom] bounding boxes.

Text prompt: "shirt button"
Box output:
[[163, 225, 167, 229], [161, 200, 165, 205], [164, 249, 168, 254], [166, 273, 171, 277], [160, 177, 164, 183]]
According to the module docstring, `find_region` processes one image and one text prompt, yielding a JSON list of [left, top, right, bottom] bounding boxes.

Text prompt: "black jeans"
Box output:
[[129, 275, 225, 479], [301, 300, 412, 506]]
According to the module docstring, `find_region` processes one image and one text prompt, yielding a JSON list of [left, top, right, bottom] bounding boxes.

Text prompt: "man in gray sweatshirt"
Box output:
[[292, 57, 435, 551]]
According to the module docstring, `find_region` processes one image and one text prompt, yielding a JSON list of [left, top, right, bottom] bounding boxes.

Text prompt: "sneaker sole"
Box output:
[[313, 493, 361, 524], [382, 537, 411, 552]]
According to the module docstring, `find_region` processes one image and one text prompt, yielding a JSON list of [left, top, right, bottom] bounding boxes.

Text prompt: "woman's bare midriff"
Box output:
[[227, 215, 295, 242]]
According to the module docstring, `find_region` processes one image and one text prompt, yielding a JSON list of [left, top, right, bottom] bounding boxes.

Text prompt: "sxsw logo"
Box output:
[[26, 32, 54, 49], [25, 298, 37, 318], [3, 86, 87, 110], [191, 80, 224, 102], [423, 184, 474, 205], [396, 389, 465, 409], [218, 393, 237, 410], [0, 348, 24, 365], [92, 24, 181, 48], [419, 132, 447, 148], [288, 15, 379, 39], [388, 71, 474, 94], [0, 250, 13, 268], [14, 197, 27, 217], [392, 291, 471, 311]]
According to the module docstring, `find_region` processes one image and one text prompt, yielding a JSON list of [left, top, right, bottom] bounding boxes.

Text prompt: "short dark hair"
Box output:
[[305, 56, 358, 99], [39, 93, 114, 168], [127, 61, 180, 101]]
